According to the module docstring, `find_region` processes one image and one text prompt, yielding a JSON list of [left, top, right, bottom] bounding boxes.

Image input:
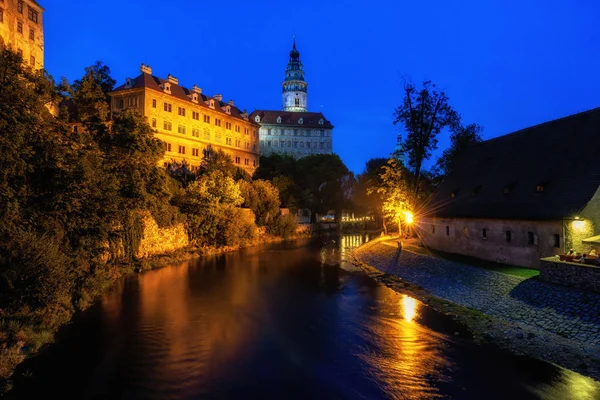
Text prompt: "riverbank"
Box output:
[[0, 232, 307, 394], [350, 236, 600, 381]]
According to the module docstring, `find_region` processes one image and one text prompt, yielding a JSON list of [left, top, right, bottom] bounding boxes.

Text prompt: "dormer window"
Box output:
[[255, 115, 261, 123], [277, 116, 282, 123], [163, 83, 171, 93], [125, 78, 134, 88], [190, 93, 199, 103], [209, 99, 215, 109], [224, 105, 231, 115], [319, 119, 324, 125], [298, 118, 303, 125]]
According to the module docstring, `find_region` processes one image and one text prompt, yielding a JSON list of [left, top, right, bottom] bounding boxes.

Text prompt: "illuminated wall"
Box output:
[[0, 0, 44, 69]]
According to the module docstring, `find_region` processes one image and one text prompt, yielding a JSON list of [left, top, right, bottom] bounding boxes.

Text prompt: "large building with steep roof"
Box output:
[[109, 64, 260, 174], [251, 39, 334, 159], [417, 108, 600, 268], [0, 0, 44, 69]]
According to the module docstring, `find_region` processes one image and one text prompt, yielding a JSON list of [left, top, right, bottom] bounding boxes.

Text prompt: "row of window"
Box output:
[[265, 128, 329, 137], [9, 1, 39, 23], [152, 119, 257, 150], [163, 142, 256, 167], [152, 99, 256, 135], [12, 47, 35, 65], [435, 225, 561, 247], [450, 184, 546, 198], [262, 140, 331, 150]]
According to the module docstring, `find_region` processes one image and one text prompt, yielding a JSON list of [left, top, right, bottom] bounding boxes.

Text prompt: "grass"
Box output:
[[404, 244, 540, 279]]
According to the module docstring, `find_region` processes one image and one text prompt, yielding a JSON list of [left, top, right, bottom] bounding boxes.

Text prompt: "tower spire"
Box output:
[[282, 37, 307, 112]]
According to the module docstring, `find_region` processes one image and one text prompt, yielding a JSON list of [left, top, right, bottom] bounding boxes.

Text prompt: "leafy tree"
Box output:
[[436, 123, 483, 176], [353, 158, 388, 230], [239, 179, 280, 226], [393, 80, 457, 201], [369, 158, 411, 236]]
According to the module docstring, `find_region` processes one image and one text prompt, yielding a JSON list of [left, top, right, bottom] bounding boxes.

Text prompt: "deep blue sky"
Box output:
[[42, 0, 600, 174]]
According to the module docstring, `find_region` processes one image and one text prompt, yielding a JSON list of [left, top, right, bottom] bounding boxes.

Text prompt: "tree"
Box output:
[[393, 80, 457, 201], [436, 123, 483, 177], [239, 180, 281, 227], [353, 158, 388, 230], [369, 158, 411, 236]]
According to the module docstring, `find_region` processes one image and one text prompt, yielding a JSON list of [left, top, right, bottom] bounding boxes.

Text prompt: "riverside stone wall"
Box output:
[[136, 212, 189, 258], [540, 258, 600, 293]]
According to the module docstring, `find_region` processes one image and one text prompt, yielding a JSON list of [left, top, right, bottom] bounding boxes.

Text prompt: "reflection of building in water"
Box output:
[[340, 234, 371, 256]]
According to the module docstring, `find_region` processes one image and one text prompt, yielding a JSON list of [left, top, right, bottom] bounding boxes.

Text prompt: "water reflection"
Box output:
[[401, 295, 418, 322], [8, 236, 600, 400]]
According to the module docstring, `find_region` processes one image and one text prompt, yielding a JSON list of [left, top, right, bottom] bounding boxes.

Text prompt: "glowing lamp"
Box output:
[[404, 211, 414, 225]]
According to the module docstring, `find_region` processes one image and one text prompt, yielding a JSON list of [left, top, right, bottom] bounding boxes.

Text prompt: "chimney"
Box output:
[[140, 63, 152, 74], [214, 94, 223, 102], [166, 74, 179, 85], [228, 99, 235, 106], [192, 84, 202, 94]]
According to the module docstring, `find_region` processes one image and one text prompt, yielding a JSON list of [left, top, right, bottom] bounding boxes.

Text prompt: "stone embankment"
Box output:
[[351, 238, 600, 381]]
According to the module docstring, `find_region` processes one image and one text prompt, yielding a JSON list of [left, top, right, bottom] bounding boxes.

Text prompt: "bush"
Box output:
[[266, 213, 298, 239]]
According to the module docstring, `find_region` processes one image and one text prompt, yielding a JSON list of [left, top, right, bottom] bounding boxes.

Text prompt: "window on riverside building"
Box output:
[[203, 128, 210, 140], [29, 28, 34, 40], [553, 234, 561, 248], [152, 99, 157, 108], [178, 107, 186, 116], [151, 118, 157, 128], [192, 128, 199, 138], [163, 121, 172, 131], [178, 125, 186, 134], [192, 111, 199, 120], [178, 145, 185, 154], [17, 21, 22, 33], [505, 230, 512, 243], [164, 143, 172, 152], [244, 158, 249, 166], [226, 122, 232, 130], [164, 102, 172, 112], [235, 156, 241, 164], [29, 55, 34, 65], [28, 7, 38, 23], [17, 1, 23, 14], [192, 148, 199, 157], [203, 115, 210, 124], [482, 228, 487, 239], [215, 118, 221, 127], [446, 226, 450, 236], [0, 9, 3, 23], [528, 232, 537, 245]]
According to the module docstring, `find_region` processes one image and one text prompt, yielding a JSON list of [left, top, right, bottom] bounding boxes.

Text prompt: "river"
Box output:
[[8, 235, 600, 399]]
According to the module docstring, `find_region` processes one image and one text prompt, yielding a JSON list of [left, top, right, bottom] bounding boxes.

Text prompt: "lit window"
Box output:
[[28, 6, 38, 23]]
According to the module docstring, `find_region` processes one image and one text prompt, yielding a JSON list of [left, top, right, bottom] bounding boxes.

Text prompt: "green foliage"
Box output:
[[266, 213, 298, 239], [239, 179, 280, 226], [394, 80, 458, 199], [368, 158, 411, 234]]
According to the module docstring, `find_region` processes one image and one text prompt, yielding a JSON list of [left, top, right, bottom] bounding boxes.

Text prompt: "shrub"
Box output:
[[266, 213, 298, 239]]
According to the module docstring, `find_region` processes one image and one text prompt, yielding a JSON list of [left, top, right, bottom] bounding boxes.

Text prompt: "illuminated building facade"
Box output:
[[251, 39, 333, 159], [109, 65, 260, 173], [0, 0, 44, 68], [418, 108, 600, 268]]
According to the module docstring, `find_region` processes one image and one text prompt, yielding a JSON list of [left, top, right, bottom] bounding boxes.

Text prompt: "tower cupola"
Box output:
[[282, 37, 308, 112]]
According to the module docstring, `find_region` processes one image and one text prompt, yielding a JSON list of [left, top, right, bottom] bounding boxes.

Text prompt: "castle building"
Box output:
[[0, 0, 44, 68], [109, 65, 260, 174], [251, 39, 334, 159]]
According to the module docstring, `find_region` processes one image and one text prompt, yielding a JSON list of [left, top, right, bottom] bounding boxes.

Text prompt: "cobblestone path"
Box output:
[[354, 242, 600, 346]]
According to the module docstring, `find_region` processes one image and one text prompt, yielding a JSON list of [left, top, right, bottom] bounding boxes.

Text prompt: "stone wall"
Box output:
[[417, 217, 564, 268], [136, 212, 189, 258], [566, 185, 600, 254], [540, 258, 600, 293]]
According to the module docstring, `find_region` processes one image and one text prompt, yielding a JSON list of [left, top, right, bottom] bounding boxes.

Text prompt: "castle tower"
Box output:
[[282, 37, 307, 112]]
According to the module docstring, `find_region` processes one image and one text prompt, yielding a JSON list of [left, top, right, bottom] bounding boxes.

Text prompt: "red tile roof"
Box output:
[[249, 110, 333, 129], [110, 73, 259, 126]]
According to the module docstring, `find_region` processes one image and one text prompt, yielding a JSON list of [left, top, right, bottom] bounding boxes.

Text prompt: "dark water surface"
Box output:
[[9, 235, 600, 399]]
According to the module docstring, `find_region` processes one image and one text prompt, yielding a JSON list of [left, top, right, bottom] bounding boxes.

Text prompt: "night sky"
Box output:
[[43, 0, 600, 174]]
